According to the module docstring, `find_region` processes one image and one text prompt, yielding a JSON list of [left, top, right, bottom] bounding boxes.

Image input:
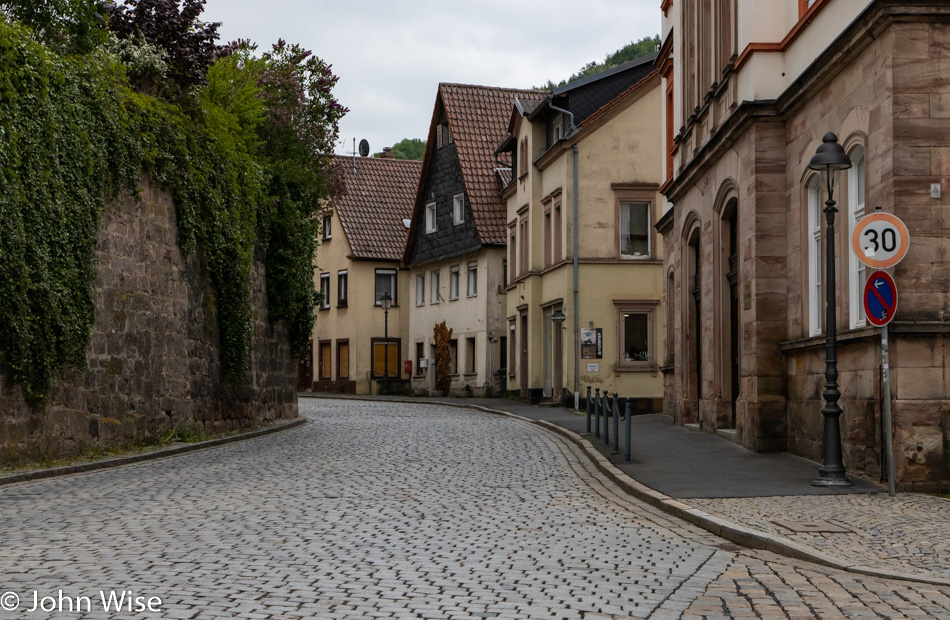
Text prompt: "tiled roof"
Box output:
[[332, 155, 422, 261], [440, 84, 548, 245]]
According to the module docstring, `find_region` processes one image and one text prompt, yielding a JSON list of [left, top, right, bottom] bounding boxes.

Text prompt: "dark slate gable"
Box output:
[[406, 137, 480, 266]]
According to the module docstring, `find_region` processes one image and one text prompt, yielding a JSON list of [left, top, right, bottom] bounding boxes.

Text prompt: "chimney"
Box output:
[[380, 147, 396, 159]]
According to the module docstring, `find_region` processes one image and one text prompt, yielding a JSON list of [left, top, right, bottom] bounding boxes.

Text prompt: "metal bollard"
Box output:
[[625, 397, 632, 463], [603, 391, 610, 445], [586, 386, 592, 433], [594, 388, 601, 438], [611, 393, 620, 455]]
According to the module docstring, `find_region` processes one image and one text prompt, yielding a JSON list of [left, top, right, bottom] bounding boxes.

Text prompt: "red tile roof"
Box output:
[[332, 155, 422, 261], [440, 84, 548, 244]]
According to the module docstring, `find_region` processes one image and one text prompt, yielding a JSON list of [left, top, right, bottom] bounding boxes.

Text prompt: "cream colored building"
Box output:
[[309, 155, 421, 395], [498, 56, 666, 409], [403, 84, 546, 396]]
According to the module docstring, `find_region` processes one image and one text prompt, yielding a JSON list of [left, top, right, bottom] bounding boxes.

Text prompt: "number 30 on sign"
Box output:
[[851, 212, 910, 269]]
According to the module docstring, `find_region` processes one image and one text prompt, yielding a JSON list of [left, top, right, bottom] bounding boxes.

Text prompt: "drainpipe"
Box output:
[[548, 102, 576, 135], [572, 143, 580, 410]]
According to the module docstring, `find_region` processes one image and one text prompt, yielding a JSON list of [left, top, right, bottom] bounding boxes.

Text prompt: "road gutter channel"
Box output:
[[0, 417, 308, 488], [301, 395, 950, 588]]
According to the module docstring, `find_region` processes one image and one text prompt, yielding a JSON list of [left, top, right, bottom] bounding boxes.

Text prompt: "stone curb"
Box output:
[[299, 394, 950, 587], [0, 417, 308, 488]]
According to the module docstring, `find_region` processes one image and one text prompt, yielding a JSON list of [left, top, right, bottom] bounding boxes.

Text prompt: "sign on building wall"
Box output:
[[581, 328, 602, 359]]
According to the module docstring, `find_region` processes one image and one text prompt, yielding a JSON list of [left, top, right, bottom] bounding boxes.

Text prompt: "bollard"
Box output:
[[586, 386, 592, 434], [611, 393, 620, 455], [625, 397, 632, 463], [603, 391, 610, 445], [594, 388, 601, 438]]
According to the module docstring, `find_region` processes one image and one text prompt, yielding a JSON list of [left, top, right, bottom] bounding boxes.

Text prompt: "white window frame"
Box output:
[[374, 269, 396, 306], [322, 214, 332, 240], [430, 270, 440, 304], [848, 145, 867, 329], [319, 273, 330, 309], [416, 273, 425, 307], [425, 201, 437, 234], [449, 266, 460, 301], [467, 263, 477, 298], [619, 201, 651, 259], [453, 194, 465, 225], [808, 176, 823, 337], [337, 270, 348, 307]]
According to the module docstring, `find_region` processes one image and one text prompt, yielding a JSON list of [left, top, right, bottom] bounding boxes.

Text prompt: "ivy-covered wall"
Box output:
[[0, 179, 297, 464]]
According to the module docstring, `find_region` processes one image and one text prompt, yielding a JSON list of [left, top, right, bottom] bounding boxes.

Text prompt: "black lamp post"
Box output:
[[380, 291, 392, 396], [808, 132, 853, 487]]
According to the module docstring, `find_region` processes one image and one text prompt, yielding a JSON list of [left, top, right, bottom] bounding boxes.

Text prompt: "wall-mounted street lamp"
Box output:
[[380, 291, 392, 396], [808, 132, 853, 487], [551, 309, 567, 324]]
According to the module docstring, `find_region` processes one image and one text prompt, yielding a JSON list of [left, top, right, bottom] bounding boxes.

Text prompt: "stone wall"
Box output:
[[0, 180, 298, 464]]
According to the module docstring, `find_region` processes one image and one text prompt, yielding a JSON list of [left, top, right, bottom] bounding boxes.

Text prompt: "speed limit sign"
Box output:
[[851, 212, 910, 269]]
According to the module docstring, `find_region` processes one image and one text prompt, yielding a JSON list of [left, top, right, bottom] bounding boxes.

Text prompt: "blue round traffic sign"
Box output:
[[863, 271, 898, 327]]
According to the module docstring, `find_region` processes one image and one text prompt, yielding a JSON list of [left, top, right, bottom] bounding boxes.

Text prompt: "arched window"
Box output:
[[848, 145, 867, 329], [807, 176, 823, 337]]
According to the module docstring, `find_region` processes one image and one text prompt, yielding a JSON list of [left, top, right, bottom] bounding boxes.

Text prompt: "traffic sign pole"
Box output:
[[882, 324, 895, 496]]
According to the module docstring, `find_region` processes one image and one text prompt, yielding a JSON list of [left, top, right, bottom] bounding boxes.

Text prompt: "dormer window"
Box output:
[[548, 116, 563, 148]]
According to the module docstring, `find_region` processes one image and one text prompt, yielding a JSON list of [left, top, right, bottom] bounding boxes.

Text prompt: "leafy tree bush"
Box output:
[[375, 138, 425, 161], [433, 321, 453, 395], [537, 34, 661, 89], [0, 0, 111, 53]]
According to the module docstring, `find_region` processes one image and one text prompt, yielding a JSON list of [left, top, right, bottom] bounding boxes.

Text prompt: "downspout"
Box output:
[[572, 143, 580, 410], [548, 103, 576, 134]]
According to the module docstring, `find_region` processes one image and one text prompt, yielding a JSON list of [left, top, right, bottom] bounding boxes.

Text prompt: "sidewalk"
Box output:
[[302, 392, 950, 586]]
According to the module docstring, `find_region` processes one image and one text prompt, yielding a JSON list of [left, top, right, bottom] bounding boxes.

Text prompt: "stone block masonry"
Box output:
[[0, 180, 298, 464]]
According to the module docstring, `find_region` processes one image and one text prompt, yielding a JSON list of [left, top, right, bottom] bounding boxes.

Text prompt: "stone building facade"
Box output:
[[0, 180, 298, 464], [657, 0, 950, 490]]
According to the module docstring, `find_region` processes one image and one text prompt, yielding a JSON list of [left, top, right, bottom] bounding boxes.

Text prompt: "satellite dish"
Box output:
[[358, 139, 370, 157]]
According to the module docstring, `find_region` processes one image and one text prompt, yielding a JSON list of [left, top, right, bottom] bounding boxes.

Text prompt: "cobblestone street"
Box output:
[[1, 399, 950, 619]]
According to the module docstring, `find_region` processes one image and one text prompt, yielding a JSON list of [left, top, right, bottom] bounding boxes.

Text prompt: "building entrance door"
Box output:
[[543, 310, 553, 398], [520, 311, 528, 400], [297, 340, 313, 390], [727, 212, 740, 428]]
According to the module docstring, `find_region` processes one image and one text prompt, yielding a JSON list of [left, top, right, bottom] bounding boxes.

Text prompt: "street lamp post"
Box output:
[[808, 132, 853, 487], [380, 291, 392, 396]]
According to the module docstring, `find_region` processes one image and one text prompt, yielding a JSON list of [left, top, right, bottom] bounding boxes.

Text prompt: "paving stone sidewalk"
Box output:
[[301, 393, 950, 586]]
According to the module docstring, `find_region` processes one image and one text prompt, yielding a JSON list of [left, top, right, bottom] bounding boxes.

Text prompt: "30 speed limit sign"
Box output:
[[851, 212, 910, 269]]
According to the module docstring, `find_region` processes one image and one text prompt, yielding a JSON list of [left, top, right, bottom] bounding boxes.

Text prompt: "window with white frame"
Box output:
[[374, 269, 396, 305], [808, 176, 823, 336], [453, 194, 465, 225], [848, 145, 867, 329], [620, 202, 651, 258], [616, 305, 655, 367], [322, 214, 331, 240], [416, 273, 425, 307], [337, 270, 348, 307], [319, 273, 330, 309], [431, 270, 440, 304], [467, 264, 477, 297], [425, 201, 437, 233], [449, 266, 460, 301]]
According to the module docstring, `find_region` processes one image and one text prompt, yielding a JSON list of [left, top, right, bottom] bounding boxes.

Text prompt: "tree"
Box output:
[[433, 321, 453, 395], [0, 0, 111, 53], [108, 0, 221, 91], [537, 34, 661, 89], [375, 138, 425, 161]]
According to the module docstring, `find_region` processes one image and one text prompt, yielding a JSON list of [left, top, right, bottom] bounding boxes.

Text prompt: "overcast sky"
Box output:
[[201, 0, 661, 156]]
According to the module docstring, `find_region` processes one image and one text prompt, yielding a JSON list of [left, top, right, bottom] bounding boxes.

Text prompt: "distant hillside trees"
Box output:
[[375, 138, 425, 161], [538, 34, 661, 89]]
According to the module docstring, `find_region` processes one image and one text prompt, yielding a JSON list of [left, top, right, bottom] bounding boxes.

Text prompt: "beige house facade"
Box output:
[[499, 57, 666, 409], [657, 0, 950, 489], [309, 155, 421, 395]]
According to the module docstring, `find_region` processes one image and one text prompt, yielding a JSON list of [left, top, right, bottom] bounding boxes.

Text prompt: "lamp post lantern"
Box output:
[[808, 132, 853, 487], [380, 291, 393, 396]]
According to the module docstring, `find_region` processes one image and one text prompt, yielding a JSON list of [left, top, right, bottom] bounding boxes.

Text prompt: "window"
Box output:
[[449, 266, 460, 300], [465, 336, 476, 374], [322, 214, 331, 240], [502, 258, 508, 289], [416, 273, 425, 307], [449, 339, 458, 374], [508, 225, 517, 282], [467, 264, 477, 297], [519, 136, 528, 177], [799, 0, 817, 18], [436, 123, 443, 148], [426, 201, 437, 233], [372, 339, 399, 378], [319, 273, 330, 309], [337, 270, 348, 307], [415, 342, 425, 376], [337, 341, 349, 378], [509, 320, 517, 373], [445, 122, 453, 145], [519, 214, 528, 274], [665, 77, 675, 182], [319, 341, 331, 379], [848, 145, 867, 329], [453, 194, 465, 225], [374, 269, 396, 305], [431, 270, 440, 304], [543, 205, 552, 267], [547, 116, 563, 148], [620, 202, 651, 258], [553, 200, 562, 262], [615, 303, 656, 369], [807, 176, 823, 336]]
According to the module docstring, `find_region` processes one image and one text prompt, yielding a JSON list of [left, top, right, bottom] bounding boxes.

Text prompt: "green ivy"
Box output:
[[0, 21, 341, 400]]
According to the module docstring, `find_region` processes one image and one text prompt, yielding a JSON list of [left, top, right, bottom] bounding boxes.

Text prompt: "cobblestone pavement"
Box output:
[[1, 399, 949, 619], [684, 495, 950, 582]]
